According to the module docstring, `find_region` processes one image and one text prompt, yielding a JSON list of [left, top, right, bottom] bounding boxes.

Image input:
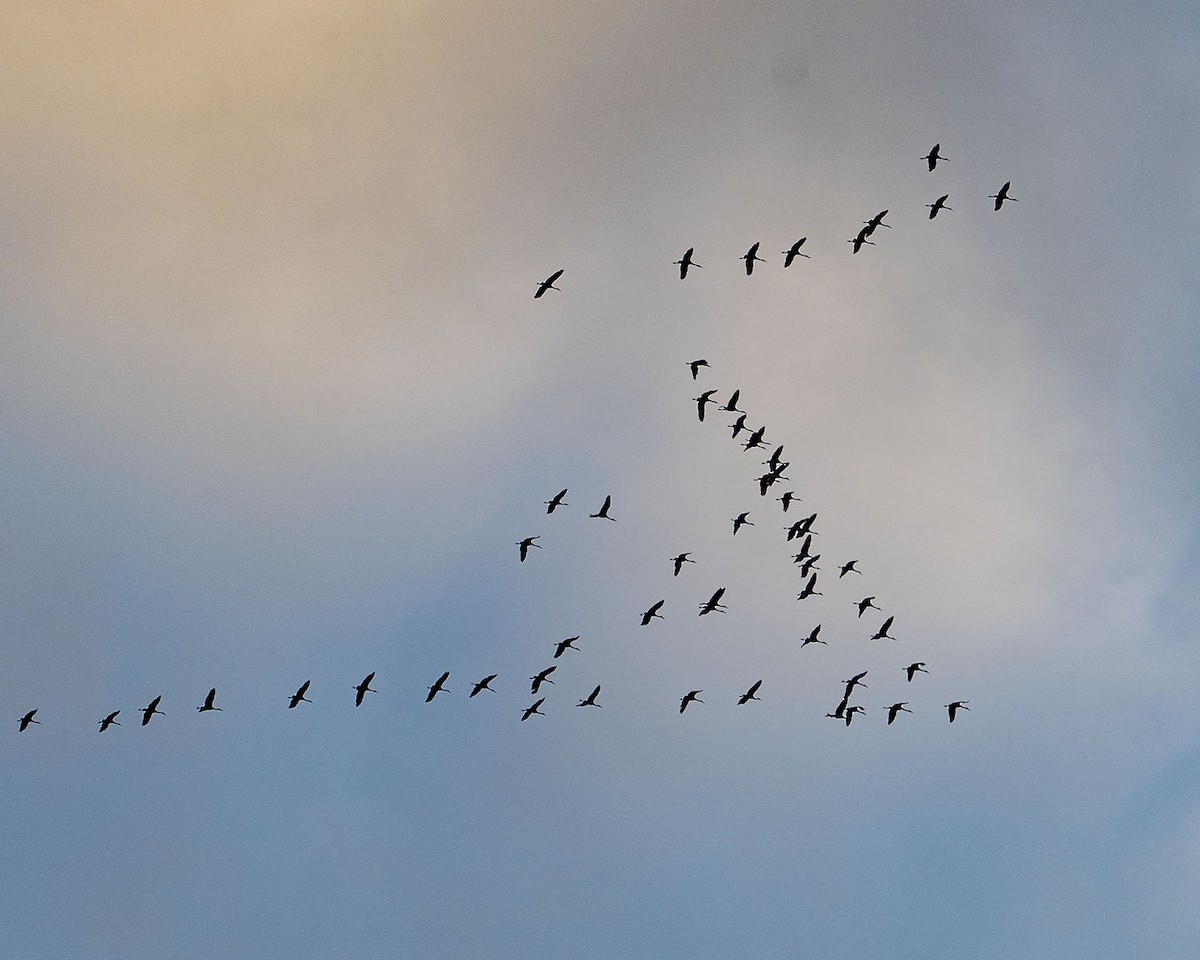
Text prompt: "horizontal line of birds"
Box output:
[[534, 145, 1017, 294]]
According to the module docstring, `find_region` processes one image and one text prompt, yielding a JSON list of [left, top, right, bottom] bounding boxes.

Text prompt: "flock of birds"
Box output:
[[13, 143, 989, 737]]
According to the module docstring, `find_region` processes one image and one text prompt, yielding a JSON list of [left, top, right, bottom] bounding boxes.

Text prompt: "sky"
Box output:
[[1, 1, 1199, 957]]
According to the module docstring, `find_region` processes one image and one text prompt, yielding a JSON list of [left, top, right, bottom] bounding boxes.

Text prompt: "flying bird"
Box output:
[[764, 446, 786, 472], [800, 624, 825, 646], [589, 495, 617, 521], [862, 210, 891, 235], [927, 194, 952, 218], [577, 685, 602, 708], [553, 636, 580, 659], [922, 142, 948, 171], [140, 695, 165, 726], [530, 666, 557, 695], [426, 671, 450, 702], [843, 704, 866, 726], [842, 671, 869, 699], [544, 489, 569, 514], [838, 560, 862, 578], [674, 247, 701, 279], [521, 698, 546, 721], [797, 573, 821, 600], [698, 587, 727, 616], [887, 702, 912, 725], [197, 687, 223, 713], [848, 227, 875, 254], [989, 181, 1018, 210], [855, 596, 880, 618], [741, 242, 766, 275], [354, 672, 377, 706], [870, 616, 896, 641], [730, 413, 749, 439], [640, 600, 666, 625], [517, 536, 541, 562], [827, 696, 849, 720], [737, 680, 763, 705], [534, 268, 563, 298], [694, 389, 719, 422], [797, 554, 820, 577], [98, 710, 121, 732], [946, 701, 970, 722], [905, 662, 929, 682], [288, 681, 312, 709], [679, 690, 704, 714], [470, 675, 498, 697], [732, 512, 753, 535], [670, 553, 695, 577], [742, 426, 767, 451], [688, 358, 709, 379], [720, 389, 744, 413], [782, 238, 811, 267], [778, 491, 799, 512], [18, 709, 40, 732]]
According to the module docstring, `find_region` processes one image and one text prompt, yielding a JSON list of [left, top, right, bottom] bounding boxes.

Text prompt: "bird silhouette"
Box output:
[[140, 695, 165, 726], [862, 210, 891, 235], [354, 672, 377, 706], [694, 389, 719, 422], [741, 242, 766, 275], [742, 426, 767, 451], [698, 587, 727, 616], [553, 636, 580, 659], [521, 698, 546, 721], [827, 696, 849, 720], [544, 489, 569, 514], [688, 358, 709, 379], [797, 554, 821, 577], [517, 536, 541, 562], [842, 671, 868, 699], [470, 675, 498, 697], [792, 533, 814, 561], [577, 685, 602, 708], [729, 413, 749, 439], [870, 616, 896, 641], [640, 600, 666, 625], [782, 238, 811, 267], [674, 247, 701, 279], [197, 687, 223, 713], [670, 553, 695, 577], [530, 666, 557, 695], [98, 710, 121, 732], [679, 690, 703, 714], [927, 194, 952, 218], [534, 268, 563, 298], [720, 389, 744, 413], [426, 671, 450, 702], [843, 705, 866, 726], [288, 681, 312, 709], [887, 702, 912, 725], [732, 512, 753, 535], [764, 445, 786, 472], [904, 662, 929, 682], [838, 560, 861, 578], [800, 624, 825, 646], [737, 680, 763, 705], [18, 708, 40, 732], [946, 700, 970, 722], [797, 573, 822, 600], [778, 491, 799, 512], [922, 143, 948, 171], [990, 182, 1017, 210], [849, 226, 875, 254], [855, 596, 880, 617], [589, 495, 616, 521]]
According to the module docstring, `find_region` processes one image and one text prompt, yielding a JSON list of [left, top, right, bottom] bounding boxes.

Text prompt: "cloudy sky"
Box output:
[[2, 2, 1198, 957]]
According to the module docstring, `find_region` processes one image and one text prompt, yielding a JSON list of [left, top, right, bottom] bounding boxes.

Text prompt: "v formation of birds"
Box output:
[[13, 146, 999, 737]]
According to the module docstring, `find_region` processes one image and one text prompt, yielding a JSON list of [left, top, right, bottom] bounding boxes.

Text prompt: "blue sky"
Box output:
[[2, 2, 1199, 957]]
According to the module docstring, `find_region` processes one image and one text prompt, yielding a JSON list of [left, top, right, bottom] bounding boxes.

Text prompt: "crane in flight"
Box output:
[[848, 227, 875, 254], [862, 210, 891, 235], [732, 512, 754, 535], [778, 491, 799, 512], [800, 624, 825, 646], [679, 690, 704, 714], [839, 560, 862, 578], [521, 698, 546, 721], [534, 269, 563, 298], [670, 553, 695, 577], [140, 695, 165, 726], [842, 671, 868, 699], [742, 426, 767, 451], [577, 685, 602, 708], [530, 666, 557, 695], [640, 599, 665, 625], [19, 708, 40, 732], [544, 489, 568, 514], [782, 238, 811, 267], [98, 710, 121, 732], [426, 671, 450, 702], [870, 616, 896, 641], [589, 495, 617, 521], [797, 573, 821, 600], [797, 555, 820, 577], [990, 182, 1018, 210], [719, 389, 744, 413], [741, 242, 767, 275], [694, 389, 719, 422], [288, 680, 312, 709], [553, 636, 580, 659], [922, 143, 948, 171], [843, 704, 866, 726], [197, 688, 223, 713], [946, 701, 970, 722], [674, 247, 701, 279], [354, 672, 377, 707], [927, 194, 952, 218], [904, 662, 929, 682], [698, 587, 727, 616], [517, 536, 541, 562], [470, 675, 498, 697], [887, 702, 912, 725], [855, 596, 880, 618], [688, 358, 709, 379], [730, 413, 749, 439], [737, 680, 763, 705]]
